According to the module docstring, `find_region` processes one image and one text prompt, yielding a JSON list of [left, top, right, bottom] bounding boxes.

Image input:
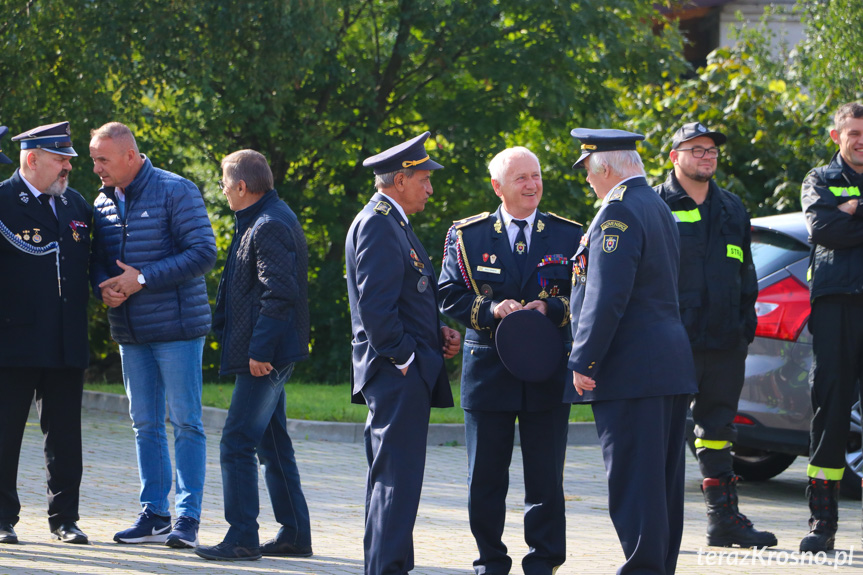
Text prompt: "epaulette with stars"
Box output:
[[606, 185, 627, 203], [546, 212, 582, 227]]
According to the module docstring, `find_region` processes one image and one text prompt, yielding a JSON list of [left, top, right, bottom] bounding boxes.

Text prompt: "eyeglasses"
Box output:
[[217, 179, 226, 191], [677, 146, 720, 159]]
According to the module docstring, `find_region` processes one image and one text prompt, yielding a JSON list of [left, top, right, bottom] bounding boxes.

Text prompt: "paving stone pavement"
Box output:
[[2, 407, 862, 574]]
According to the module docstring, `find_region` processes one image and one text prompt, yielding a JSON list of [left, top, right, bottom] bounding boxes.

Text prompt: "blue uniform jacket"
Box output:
[[345, 192, 453, 407], [567, 177, 697, 402], [439, 207, 583, 411]]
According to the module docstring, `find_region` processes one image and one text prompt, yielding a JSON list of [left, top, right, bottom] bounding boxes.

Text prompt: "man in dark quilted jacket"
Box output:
[[195, 149, 311, 562], [89, 122, 216, 549]]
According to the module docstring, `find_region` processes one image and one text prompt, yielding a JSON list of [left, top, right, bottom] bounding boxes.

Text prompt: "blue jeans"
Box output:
[[220, 363, 311, 548], [120, 337, 206, 521]]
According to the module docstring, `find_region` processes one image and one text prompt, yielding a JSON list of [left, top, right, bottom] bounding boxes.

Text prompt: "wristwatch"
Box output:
[[137, 273, 147, 287]]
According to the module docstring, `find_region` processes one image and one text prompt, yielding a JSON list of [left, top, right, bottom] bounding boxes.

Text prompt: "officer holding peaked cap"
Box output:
[[566, 127, 697, 575], [345, 130, 460, 575], [438, 145, 582, 574], [0, 121, 92, 545]]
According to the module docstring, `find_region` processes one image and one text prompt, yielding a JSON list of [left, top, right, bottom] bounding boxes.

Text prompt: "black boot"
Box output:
[[702, 475, 778, 548], [800, 478, 839, 552]]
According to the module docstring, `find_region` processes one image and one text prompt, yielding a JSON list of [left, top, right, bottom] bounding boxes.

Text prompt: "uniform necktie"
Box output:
[[38, 194, 56, 220], [513, 219, 529, 277]]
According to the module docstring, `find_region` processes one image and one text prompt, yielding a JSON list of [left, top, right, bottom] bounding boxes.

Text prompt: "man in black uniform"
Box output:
[[799, 102, 863, 553], [567, 128, 697, 575], [655, 122, 775, 548], [0, 122, 92, 544], [438, 146, 582, 575]]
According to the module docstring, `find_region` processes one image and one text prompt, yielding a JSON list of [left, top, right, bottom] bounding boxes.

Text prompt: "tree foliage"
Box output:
[[615, 29, 832, 217], [1, 0, 687, 381], [793, 0, 863, 103]]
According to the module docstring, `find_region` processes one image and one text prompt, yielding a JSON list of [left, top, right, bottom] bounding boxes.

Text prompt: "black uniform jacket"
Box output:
[[345, 192, 453, 407], [0, 170, 92, 369], [802, 151, 863, 301], [567, 177, 697, 403], [438, 207, 582, 412], [655, 171, 758, 350]]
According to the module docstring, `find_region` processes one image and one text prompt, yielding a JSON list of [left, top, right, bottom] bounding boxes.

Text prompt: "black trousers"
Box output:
[[593, 394, 689, 575], [0, 366, 84, 529], [464, 404, 570, 575], [690, 345, 748, 478], [809, 295, 863, 473]]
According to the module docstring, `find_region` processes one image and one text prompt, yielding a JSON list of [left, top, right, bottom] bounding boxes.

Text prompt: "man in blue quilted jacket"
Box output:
[[89, 122, 216, 549], [195, 149, 312, 562]]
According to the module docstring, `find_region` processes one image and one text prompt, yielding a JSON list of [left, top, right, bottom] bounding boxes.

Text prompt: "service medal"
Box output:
[[22, 230, 30, 241], [32, 229, 42, 243], [539, 289, 549, 299], [417, 276, 429, 293]]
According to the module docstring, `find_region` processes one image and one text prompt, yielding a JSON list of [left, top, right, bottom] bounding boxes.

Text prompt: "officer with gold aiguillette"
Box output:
[[438, 146, 582, 575]]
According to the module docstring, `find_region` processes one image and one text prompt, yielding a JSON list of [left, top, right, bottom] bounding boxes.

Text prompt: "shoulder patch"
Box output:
[[606, 185, 626, 203], [453, 212, 490, 229], [373, 200, 392, 215], [546, 212, 582, 227]]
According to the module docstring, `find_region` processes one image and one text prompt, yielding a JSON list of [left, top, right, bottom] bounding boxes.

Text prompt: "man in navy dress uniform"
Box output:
[[345, 131, 461, 575], [567, 129, 697, 575], [438, 146, 582, 575], [0, 122, 92, 545]]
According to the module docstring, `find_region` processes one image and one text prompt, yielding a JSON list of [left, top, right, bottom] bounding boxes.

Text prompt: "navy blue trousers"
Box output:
[[362, 365, 432, 575], [593, 394, 689, 575], [219, 363, 311, 548], [464, 404, 570, 575]]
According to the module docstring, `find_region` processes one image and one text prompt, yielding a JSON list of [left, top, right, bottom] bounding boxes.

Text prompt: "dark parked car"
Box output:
[[691, 212, 862, 499]]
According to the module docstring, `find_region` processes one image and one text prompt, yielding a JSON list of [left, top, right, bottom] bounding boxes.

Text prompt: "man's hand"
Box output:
[[441, 326, 461, 359], [524, 299, 548, 315], [250, 358, 273, 377], [572, 371, 596, 396], [100, 285, 128, 308], [839, 199, 858, 215], [494, 299, 524, 319], [98, 260, 143, 298]]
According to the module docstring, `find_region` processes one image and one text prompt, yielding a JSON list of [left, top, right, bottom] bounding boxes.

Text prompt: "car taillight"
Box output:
[[733, 414, 755, 425], [753, 275, 810, 341]]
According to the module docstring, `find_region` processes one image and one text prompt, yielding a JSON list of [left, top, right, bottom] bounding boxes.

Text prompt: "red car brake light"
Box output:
[[753, 275, 810, 341], [733, 414, 755, 426]]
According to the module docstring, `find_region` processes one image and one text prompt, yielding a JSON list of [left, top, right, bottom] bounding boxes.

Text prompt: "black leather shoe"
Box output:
[[261, 538, 313, 557], [0, 523, 18, 544], [195, 541, 262, 561], [51, 522, 89, 544]]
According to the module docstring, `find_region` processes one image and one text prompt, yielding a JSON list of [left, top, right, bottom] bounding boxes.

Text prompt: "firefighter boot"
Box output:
[[702, 475, 778, 548], [799, 478, 840, 553]]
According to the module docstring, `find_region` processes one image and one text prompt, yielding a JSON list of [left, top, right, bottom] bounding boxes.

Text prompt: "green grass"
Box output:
[[84, 382, 595, 424]]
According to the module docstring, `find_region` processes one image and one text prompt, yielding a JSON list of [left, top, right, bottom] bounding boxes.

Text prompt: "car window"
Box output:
[[751, 230, 809, 280]]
